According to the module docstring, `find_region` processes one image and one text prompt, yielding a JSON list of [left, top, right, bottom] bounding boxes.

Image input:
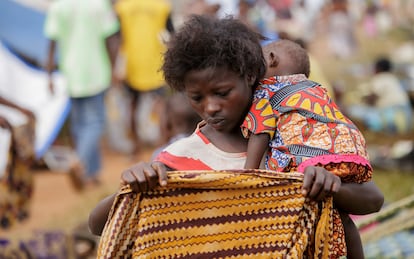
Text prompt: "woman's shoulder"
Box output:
[[154, 132, 213, 170], [155, 121, 246, 170], [156, 122, 209, 159]]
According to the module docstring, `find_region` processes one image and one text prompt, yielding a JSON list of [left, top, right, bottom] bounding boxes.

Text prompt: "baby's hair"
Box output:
[[162, 15, 267, 91], [264, 39, 310, 77]]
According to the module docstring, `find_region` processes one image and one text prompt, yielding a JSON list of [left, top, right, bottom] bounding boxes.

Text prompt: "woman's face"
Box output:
[[183, 67, 253, 133]]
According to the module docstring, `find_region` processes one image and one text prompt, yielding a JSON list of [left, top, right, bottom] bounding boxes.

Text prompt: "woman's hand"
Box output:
[[120, 161, 168, 193], [301, 166, 341, 201]]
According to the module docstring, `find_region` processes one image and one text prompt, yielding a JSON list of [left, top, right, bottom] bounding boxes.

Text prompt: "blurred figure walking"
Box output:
[[0, 96, 35, 229], [44, 0, 119, 188], [114, 0, 174, 157], [324, 0, 358, 59]]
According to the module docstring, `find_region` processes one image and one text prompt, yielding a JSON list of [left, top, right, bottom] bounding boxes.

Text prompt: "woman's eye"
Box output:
[[217, 90, 230, 97], [190, 96, 202, 102]]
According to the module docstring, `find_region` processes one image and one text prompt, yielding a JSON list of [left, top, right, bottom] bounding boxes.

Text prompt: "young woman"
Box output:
[[89, 15, 384, 258]]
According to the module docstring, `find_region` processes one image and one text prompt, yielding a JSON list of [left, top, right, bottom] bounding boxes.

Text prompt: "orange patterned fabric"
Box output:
[[97, 170, 346, 258], [241, 74, 372, 184]]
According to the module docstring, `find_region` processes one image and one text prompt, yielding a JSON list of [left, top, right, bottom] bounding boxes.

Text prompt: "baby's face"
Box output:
[[183, 67, 253, 133]]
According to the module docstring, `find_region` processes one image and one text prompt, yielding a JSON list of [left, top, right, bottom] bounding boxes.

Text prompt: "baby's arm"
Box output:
[[88, 162, 168, 235], [244, 133, 270, 169]]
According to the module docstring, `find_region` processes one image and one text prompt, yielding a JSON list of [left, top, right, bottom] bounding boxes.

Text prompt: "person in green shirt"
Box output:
[[44, 0, 119, 188]]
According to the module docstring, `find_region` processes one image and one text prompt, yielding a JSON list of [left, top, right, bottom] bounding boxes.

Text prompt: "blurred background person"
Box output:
[[183, 0, 220, 17], [266, 0, 293, 20], [322, 0, 358, 59], [0, 96, 35, 229], [346, 56, 413, 135], [114, 0, 174, 158], [204, 0, 238, 18], [151, 92, 201, 160], [44, 0, 120, 188], [237, 0, 278, 45], [362, 0, 380, 38], [289, 0, 325, 43]]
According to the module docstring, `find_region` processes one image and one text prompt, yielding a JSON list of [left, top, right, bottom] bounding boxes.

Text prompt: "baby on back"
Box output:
[[242, 39, 373, 259], [243, 39, 372, 183]]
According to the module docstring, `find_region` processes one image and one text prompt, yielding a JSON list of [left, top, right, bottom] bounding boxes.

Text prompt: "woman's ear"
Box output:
[[247, 75, 256, 86]]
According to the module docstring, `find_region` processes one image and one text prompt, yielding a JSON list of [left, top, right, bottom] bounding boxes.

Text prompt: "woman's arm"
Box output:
[[334, 181, 384, 215], [302, 166, 384, 215], [88, 193, 116, 235]]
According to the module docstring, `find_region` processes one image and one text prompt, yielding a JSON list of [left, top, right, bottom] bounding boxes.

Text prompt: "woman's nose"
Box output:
[[204, 97, 220, 115]]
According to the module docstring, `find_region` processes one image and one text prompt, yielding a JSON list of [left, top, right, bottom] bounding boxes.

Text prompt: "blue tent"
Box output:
[[0, 0, 49, 66]]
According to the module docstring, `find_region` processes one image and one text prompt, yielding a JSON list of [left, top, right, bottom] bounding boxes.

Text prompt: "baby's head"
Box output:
[[162, 15, 267, 91], [262, 39, 310, 78]]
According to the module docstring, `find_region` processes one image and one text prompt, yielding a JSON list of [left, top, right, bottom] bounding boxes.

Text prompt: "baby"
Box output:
[[242, 39, 373, 258]]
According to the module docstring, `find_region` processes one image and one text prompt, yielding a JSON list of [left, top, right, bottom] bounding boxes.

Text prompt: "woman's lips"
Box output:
[[206, 118, 225, 128]]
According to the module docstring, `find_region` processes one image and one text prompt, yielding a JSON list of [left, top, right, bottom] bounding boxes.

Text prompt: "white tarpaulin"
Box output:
[[0, 41, 70, 159]]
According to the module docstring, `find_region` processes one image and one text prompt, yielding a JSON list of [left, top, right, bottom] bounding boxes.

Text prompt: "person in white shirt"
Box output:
[[347, 57, 413, 134]]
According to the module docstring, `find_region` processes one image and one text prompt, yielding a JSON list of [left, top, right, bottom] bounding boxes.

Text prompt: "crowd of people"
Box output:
[[1, 0, 414, 257]]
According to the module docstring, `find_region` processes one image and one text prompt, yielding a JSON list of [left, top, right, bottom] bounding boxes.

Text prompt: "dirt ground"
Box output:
[[1, 143, 155, 240]]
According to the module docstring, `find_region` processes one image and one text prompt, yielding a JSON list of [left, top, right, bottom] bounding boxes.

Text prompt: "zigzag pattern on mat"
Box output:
[[97, 170, 344, 258]]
